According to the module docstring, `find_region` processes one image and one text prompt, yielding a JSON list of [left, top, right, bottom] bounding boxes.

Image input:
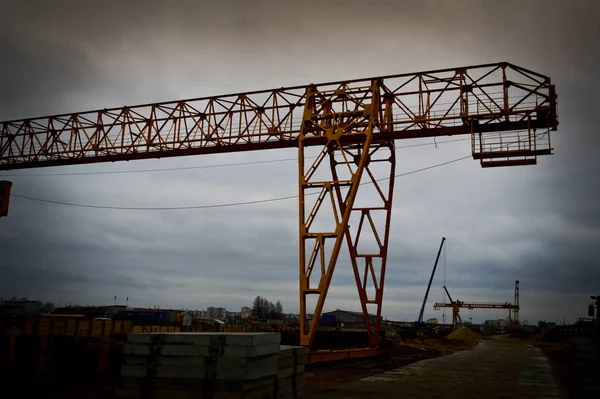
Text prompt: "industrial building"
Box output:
[[322, 309, 380, 325]]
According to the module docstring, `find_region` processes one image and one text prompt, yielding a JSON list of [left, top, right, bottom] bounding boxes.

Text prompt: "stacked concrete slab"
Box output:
[[276, 345, 306, 399], [116, 332, 281, 399]]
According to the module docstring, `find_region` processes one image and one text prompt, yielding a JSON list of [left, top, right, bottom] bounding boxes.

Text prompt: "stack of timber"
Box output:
[[116, 332, 282, 398], [276, 345, 306, 399]]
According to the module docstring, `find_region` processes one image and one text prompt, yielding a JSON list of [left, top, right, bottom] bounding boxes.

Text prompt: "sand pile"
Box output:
[[446, 327, 484, 342]]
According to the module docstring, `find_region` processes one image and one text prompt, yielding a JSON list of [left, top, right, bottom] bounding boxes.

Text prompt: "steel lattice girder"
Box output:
[[0, 62, 557, 170]]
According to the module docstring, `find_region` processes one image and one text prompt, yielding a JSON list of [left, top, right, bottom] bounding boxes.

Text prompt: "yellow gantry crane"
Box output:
[[0, 63, 557, 357], [434, 280, 521, 327]]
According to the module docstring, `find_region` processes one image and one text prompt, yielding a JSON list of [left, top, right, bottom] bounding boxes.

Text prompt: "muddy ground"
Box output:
[[305, 337, 476, 395]]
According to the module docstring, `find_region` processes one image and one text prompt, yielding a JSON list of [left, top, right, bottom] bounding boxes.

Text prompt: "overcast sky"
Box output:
[[0, 0, 598, 325]]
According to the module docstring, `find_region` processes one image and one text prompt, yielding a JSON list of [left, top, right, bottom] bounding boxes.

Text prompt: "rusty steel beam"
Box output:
[[0, 62, 557, 171]]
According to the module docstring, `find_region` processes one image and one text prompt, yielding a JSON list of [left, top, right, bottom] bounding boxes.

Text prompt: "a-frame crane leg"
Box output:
[[331, 140, 395, 346], [298, 80, 394, 348]]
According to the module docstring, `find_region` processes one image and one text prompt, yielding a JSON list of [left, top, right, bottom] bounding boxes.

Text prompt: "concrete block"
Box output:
[[152, 390, 208, 399], [123, 356, 149, 366], [277, 357, 295, 369], [120, 377, 207, 390], [129, 332, 280, 347], [127, 334, 154, 344], [117, 388, 206, 399], [214, 354, 278, 369], [276, 375, 293, 389], [278, 355, 306, 369], [277, 383, 294, 397], [157, 366, 207, 379], [121, 365, 207, 379], [213, 375, 276, 392], [212, 384, 274, 399], [214, 362, 278, 381], [295, 379, 306, 394], [123, 355, 207, 367], [158, 356, 207, 367], [278, 347, 294, 359], [277, 365, 305, 379], [220, 343, 280, 358], [279, 345, 306, 358], [160, 345, 211, 357], [123, 344, 153, 356], [114, 388, 142, 399], [121, 377, 273, 394], [147, 333, 214, 346], [121, 366, 149, 378], [210, 332, 280, 347]]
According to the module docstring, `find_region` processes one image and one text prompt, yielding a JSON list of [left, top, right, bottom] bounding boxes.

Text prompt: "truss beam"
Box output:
[[1, 62, 557, 170]]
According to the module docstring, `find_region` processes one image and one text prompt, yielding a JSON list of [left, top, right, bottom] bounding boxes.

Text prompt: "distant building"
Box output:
[[322, 309, 380, 325], [1, 297, 44, 316], [485, 319, 508, 328], [426, 318, 438, 324], [226, 311, 241, 319], [240, 307, 252, 319], [207, 307, 226, 319], [538, 320, 557, 330], [284, 313, 300, 321]]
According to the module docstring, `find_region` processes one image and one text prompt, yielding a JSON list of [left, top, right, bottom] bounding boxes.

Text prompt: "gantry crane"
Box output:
[[434, 280, 521, 326], [0, 63, 557, 355]]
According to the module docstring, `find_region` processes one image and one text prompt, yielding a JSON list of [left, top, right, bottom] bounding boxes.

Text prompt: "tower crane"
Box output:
[[0, 63, 558, 355]]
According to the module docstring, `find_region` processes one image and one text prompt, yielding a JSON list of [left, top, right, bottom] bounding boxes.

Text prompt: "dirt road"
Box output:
[[303, 336, 564, 398]]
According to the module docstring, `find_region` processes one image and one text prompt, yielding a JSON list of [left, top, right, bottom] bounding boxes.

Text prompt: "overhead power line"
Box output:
[[0, 137, 470, 177], [11, 154, 472, 211]]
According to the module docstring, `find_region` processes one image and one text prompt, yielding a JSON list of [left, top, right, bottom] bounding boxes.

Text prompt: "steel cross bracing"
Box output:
[[0, 62, 559, 350]]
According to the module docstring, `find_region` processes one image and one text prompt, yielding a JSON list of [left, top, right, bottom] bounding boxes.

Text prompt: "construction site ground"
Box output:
[[305, 336, 475, 394], [304, 335, 569, 398]]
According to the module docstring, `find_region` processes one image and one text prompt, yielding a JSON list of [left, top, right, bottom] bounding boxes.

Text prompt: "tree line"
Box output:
[[252, 296, 283, 319]]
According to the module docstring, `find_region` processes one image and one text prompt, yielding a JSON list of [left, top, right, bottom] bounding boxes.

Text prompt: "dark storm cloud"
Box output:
[[0, 0, 598, 323], [0, 32, 103, 119]]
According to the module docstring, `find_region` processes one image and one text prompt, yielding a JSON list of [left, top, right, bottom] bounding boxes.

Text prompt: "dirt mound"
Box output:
[[446, 327, 483, 342]]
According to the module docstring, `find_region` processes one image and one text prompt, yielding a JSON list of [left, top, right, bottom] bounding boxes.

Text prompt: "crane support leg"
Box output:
[[331, 140, 395, 346], [298, 80, 387, 348]]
